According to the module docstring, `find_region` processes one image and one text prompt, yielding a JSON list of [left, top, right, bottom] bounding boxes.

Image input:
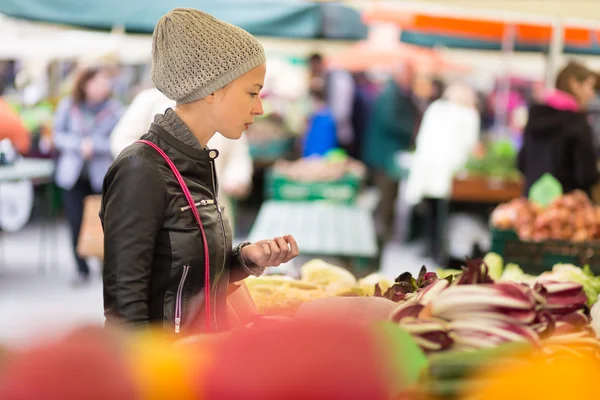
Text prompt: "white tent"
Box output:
[[0, 14, 152, 64]]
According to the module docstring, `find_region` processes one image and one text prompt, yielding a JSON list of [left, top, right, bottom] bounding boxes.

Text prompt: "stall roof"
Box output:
[[0, 0, 367, 39], [363, 5, 600, 55]]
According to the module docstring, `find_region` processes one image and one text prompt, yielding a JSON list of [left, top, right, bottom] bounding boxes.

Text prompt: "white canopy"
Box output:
[[0, 14, 152, 64]]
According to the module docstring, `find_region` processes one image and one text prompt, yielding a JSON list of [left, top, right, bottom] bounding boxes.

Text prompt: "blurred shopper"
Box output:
[[53, 66, 123, 285], [307, 53, 357, 157], [110, 86, 253, 232], [101, 9, 299, 332], [302, 87, 337, 158], [430, 78, 445, 103], [588, 72, 600, 155], [362, 65, 420, 245], [405, 82, 480, 262], [518, 61, 599, 195], [349, 72, 375, 160], [308, 53, 327, 86]]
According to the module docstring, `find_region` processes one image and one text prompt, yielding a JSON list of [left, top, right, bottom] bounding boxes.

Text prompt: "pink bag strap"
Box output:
[[136, 139, 212, 332]]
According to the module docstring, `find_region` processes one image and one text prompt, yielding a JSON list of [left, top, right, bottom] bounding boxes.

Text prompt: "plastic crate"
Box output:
[[248, 137, 295, 161], [265, 169, 361, 204], [490, 228, 600, 275]]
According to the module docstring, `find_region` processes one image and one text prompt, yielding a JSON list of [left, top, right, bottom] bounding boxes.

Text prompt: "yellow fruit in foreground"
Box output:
[[127, 330, 210, 400], [471, 347, 600, 400]]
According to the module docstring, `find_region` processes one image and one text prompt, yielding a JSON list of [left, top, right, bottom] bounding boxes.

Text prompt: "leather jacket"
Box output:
[[100, 110, 261, 334]]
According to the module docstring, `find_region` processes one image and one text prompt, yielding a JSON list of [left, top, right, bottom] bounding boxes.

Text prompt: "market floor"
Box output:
[[0, 219, 432, 348]]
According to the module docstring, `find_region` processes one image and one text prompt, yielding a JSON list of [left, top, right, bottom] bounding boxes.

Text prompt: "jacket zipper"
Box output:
[[180, 199, 215, 212], [210, 160, 227, 330], [174, 265, 190, 334]]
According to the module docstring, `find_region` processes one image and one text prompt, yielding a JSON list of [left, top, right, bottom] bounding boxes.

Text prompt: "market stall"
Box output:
[[248, 153, 377, 274], [2, 252, 597, 399]]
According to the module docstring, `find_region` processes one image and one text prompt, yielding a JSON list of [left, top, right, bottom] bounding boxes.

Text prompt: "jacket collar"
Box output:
[[148, 108, 219, 162], [148, 124, 218, 162]]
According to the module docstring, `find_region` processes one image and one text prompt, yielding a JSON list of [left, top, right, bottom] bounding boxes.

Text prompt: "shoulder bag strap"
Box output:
[[136, 139, 212, 332]]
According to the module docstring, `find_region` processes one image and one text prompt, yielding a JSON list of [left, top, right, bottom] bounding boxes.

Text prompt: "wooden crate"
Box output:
[[451, 176, 523, 203]]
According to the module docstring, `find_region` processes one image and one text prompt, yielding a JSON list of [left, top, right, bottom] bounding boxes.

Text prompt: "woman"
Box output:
[[100, 8, 299, 333], [519, 61, 599, 195], [404, 82, 480, 262], [53, 66, 123, 285]]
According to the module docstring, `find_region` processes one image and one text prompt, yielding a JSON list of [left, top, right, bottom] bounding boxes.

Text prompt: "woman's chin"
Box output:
[[222, 130, 244, 140]]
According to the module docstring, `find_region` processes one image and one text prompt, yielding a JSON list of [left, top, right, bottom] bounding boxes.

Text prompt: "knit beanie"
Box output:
[[151, 8, 266, 104]]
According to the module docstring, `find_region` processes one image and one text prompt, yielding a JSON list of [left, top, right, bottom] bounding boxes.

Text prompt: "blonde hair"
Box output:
[[443, 81, 476, 108]]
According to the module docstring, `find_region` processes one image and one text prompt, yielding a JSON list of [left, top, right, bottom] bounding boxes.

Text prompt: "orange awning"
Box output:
[[363, 8, 594, 47]]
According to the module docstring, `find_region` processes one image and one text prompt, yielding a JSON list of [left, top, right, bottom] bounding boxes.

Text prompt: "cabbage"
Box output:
[[483, 252, 504, 281]]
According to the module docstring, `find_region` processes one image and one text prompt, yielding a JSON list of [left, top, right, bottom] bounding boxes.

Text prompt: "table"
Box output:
[[248, 200, 378, 275], [0, 158, 56, 272], [0, 158, 54, 182]]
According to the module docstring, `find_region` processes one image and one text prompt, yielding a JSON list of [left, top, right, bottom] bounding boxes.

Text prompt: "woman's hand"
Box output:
[[241, 235, 299, 268], [81, 137, 94, 160]]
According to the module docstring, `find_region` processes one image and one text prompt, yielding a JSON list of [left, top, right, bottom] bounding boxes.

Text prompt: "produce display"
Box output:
[[245, 255, 600, 399], [491, 190, 600, 242], [248, 255, 600, 354], [462, 139, 521, 182], [3, 255, 600, 400], [389, 256, 596, 353], [271, 156, 366, 182], [245, 259, 392, 315]]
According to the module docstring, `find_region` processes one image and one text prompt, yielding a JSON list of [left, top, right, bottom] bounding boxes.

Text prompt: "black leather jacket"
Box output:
[[100, 113, 259, 334]]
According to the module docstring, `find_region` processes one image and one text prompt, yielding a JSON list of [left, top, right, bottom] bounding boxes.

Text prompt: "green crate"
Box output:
[[248, 137, 295, 161], [265, 169, 361, 204], [490, 228, 600, 275]]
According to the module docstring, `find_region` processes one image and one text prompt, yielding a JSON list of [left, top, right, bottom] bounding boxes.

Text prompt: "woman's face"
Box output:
[[85, 70, 113, 104], [210, 63, 266, 139], [571, 76, 596, 109]]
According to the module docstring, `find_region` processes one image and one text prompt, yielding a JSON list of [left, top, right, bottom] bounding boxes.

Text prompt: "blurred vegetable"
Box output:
[[539, 264, 600, 306], [483, 253, 504, 281], [499, 263, 536, 285], [374, 266, 440, 302], [463, 138, 521, 181], [491, 189, 600, 242]]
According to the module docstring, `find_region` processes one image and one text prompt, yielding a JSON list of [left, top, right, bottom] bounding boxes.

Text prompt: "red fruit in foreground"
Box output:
[[0, 327, 138, 400], [204, 319, 390, 400]]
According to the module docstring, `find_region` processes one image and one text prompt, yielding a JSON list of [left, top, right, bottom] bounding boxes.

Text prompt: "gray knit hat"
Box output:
[[151, 8, 266, 104]]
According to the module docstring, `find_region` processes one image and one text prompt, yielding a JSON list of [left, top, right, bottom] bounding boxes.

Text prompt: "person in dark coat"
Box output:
[[518, 61, 599, 196], [362, 66, 419, 244]]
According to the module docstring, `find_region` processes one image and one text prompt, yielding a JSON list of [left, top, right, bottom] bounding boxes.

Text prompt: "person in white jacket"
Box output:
[[110, 87, 253, 232], [404, 81, 480, 262]]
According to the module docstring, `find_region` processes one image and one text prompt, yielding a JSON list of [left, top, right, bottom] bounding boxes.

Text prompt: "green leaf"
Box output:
[[528, 173, 563, 207]]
